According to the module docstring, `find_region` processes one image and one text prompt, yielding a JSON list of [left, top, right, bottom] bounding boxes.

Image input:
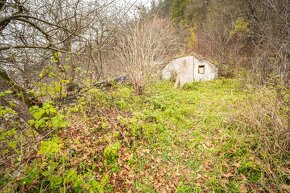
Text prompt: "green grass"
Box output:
[[124, 79, 285, 192], [3, 78, 288, 192]]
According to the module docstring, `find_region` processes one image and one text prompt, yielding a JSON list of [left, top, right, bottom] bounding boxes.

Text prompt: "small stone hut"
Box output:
[[161, 56, 218, 87]]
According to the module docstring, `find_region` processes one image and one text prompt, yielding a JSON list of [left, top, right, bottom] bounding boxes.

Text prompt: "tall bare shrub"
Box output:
[[113, 16, 181, 94]]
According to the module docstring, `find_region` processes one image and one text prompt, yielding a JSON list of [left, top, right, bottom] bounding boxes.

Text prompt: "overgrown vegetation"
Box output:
[[1, 0, 289, 192], [1, 79, 289, 192]]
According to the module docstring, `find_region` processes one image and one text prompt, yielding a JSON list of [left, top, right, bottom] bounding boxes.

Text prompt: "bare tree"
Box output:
[[113, 16, 181, 94], [0, 0, 91, 93], [0, 0, 135, 99]]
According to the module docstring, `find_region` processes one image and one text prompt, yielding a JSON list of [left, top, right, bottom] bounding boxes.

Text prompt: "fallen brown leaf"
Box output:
[[223, 168, 235, 178], [280, 167, 290, 174], [233, 162, 241, 168], [240, 174, 247, 181], [240, 184, 247, 193], [281, 184, 290, 191]]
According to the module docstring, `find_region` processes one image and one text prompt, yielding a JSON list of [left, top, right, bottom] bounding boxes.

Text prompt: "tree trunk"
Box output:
[[0, 68, 40, 107]]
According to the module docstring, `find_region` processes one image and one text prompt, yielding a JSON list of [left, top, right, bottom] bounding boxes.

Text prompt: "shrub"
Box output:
[[28, 102, 68, 131], [113, 16, 180, 94], [227, 87, 289, 185]]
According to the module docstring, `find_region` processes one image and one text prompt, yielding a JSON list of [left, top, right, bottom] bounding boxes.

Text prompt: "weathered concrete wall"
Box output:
[[162, 56, 193, 79], [193, 57, 218, 81], [162, 58, 184, 80], [175, 56, 194, 87]]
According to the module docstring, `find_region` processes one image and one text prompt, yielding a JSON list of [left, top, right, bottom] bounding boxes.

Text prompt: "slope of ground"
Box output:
[[119, 79, 288, 192], [2, 79, 289, 192], [131, 79, 259, 192]]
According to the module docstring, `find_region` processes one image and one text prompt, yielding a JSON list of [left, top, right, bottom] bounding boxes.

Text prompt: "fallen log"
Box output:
[[58, 75, 129, 104]]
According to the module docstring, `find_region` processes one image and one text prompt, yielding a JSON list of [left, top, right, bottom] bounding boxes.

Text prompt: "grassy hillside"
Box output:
[[1, 79, 289, 192]]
